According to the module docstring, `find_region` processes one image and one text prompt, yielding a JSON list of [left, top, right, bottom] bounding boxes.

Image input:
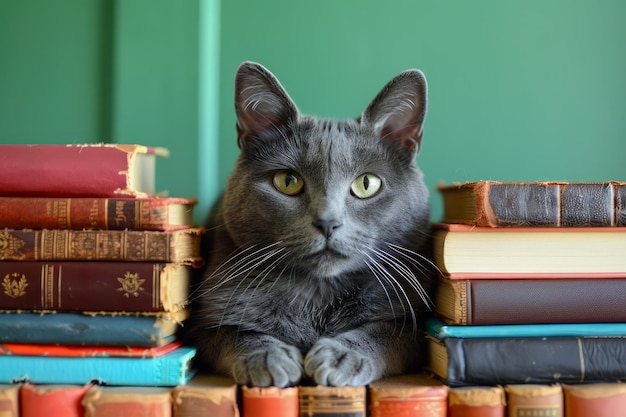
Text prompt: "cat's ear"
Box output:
[[361, 69, 427, 156], [234, 62, 299, 148]]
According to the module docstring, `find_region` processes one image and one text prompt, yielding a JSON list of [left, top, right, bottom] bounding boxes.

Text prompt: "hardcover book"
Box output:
[[433, 223, 626, 276], [0, 384, 20, 417], [0, 228, 204, 265], [241, 386, 298, 417], [0, 312, 182, 346], [82, 386, 172, 417], [0, 261, 190, 317], [505, 385, 563, 417], [448, 386, 505, 417], [368, 373, 448, 417], [426, 334, 626, 386], [563, 383, 626, 417], [0, 196, 196, 231], [20, 383, 92, 417], [438, 180, 626, 227], [298, 385, 367, 417], [0, 144, 168, 198], [435, 277, 626, 325], [171, 374, 240, 417], [0, 341, 182, 357], [0, 346, 196, 386]]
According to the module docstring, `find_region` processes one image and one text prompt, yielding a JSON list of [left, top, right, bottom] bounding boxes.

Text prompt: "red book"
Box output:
[[0, 341, 182, 357], [0, 384, 20, 417], [20, 383, 93, 417], [369, 374, 448, 417], [82, 386, 172, 417], [564, 383, 626, 417], [0, 261, 190, 316], [242, 386, 298, 417], [448, 386, 505, 417], [0, 144, 168, 198], [0, 196, 196, 231]]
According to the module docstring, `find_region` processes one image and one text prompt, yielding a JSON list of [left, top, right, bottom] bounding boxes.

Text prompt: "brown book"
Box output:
[[448, 386, 505, 417], [0, 261, 189, 316], [172, 374, 240, 417], [369, 373, 448, 417], [0, 384, 20, 417], [20, 383, 93, 417], [299, 385, 366, 417], [563, 383, 626, 417], [0, 228, 204, 266], [438, 180, 626, 227], [435, 277, 626, 325], [433, 223, 626, 277], [0, 196, 196, 231], [505, 385, 563, 417], [242, 386, 298, 417], [82, 386, 172, 417]]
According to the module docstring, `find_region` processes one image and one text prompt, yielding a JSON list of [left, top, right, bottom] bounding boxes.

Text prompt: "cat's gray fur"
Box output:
[[189, 62, 433, 388]]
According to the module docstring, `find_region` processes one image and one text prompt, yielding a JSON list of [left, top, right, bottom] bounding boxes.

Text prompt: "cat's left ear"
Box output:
[[361, 69, 427, 156]]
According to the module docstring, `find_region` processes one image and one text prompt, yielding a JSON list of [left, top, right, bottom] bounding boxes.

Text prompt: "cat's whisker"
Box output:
[[386, 242, 444, 279]]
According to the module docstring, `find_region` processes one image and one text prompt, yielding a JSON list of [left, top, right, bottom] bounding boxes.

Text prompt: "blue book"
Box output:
[[0, 346, 196, 386], [0, 312, 180, 346], [426, 317, 626, 339]]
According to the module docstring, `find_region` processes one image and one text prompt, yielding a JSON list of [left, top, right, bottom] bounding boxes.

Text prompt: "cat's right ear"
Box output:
[[234, 62, 299, 148]]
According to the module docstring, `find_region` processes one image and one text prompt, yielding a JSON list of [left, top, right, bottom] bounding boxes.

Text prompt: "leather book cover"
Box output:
[[435, 278, 626, 325], [0, 261, 190, 316], [448, 386, 505, 417], [20, 383, 93, 417], [0, 196, 196, 231], [563, 383, 626, 417], [0, 144, 168, 198], [172, 374, 240, 417], [82, 386, 172, 417], [0, 384, 20, 417], [298, 385, 366, 417], [505, 385, 563, 417], [241, 386, 298, 417], [0, 228, 204, 266], [369, 374, 448, 417]]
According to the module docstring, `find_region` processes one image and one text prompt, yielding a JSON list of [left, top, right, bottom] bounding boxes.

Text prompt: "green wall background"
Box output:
[[1, 0, 625, 223]]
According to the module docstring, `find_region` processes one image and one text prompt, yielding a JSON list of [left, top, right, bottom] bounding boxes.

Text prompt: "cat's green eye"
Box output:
[[273, 171, 304, 195], [351, 173, 382, 199]]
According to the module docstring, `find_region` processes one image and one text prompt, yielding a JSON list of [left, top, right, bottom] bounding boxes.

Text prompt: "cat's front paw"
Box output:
[[304, 338, 377, 386], [233, 341, 303, 388]]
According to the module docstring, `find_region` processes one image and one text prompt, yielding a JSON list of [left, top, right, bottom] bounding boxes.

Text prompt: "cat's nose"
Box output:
[[312, 218, 342, 238]]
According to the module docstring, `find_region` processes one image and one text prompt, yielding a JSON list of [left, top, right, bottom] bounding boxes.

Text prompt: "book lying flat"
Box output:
[[433, 224, 626, 277], [0, 312, 182, 347], [438, 180, 626, 227], [0, 346, 196, 386], [0, 341, 182, 358], [0, 144, 168, 198], [426, 334, 626, 387]]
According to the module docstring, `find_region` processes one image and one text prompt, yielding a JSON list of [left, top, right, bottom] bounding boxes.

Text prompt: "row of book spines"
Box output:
[[4, 381, 623, 417]]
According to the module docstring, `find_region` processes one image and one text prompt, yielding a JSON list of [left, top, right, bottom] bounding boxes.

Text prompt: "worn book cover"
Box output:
[[0, 384, 20, 417], [563, 383, 626, 417], [0, 144, 168, 198], [505, 385, 563, 417], [369, 373, 448, 417], [448, 386, 505, 417], [0, 228, 204, 266], [172, 374, 240, 417], [242, 386, 298, 417], [438, 180, 626, 227], [299, 385, 366, 417], [0, 196, 196, 231], [82, 386, 172, 417], [20, 383, 92, 417]]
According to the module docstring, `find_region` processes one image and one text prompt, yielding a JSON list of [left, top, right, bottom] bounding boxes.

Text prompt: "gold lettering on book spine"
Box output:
[[117, 272, 145, 298], [2, 273, 28, 298], [0, 230, 26, 258]]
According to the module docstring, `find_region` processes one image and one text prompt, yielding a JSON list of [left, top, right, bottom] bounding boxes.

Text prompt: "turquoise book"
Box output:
[[426, 317, 626, 339], [0, 346, 196, 386]]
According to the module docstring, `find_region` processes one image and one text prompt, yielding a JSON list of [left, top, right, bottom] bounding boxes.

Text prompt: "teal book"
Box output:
[[0, 346, 196, 386], [425, 317, 626, 339], [0, 312, 180, 346]]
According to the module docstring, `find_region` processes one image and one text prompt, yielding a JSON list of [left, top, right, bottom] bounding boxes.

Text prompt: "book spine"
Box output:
[[0, 312, 177, 346], [563, 383, 626, 417], [505, 385, 563, 417], [0, 228, 203, 265], [443, 337, 626, 386], [0, 261, 189, 315], [171, 377, 240, 417], [242, 387, 298, 417], [436, 278, 626, 325], [0, 384, 20, 417], [448, 386, 505, 417], [298, 386, 367, 417], [20, 383, 92, 417], [0, 197, 195, 231], [82, 386, 172, 417], [370, 387, 448, 417]]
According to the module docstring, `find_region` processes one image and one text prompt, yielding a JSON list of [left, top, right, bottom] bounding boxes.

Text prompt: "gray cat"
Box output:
[[189, 61, 433, 388]]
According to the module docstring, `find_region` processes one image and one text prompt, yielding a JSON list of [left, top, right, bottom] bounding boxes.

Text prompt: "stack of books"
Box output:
[[0, 144, 200, 390], [425, 180, 626, 416]]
